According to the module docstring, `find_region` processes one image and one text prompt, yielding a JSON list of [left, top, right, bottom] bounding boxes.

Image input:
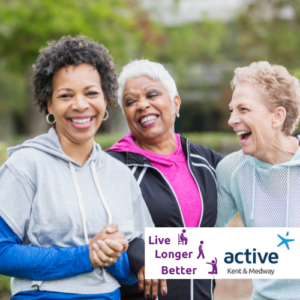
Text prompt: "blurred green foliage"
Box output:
[[0, 275, 10, 300], [0, 0, 160, 132], [0, 0, 145, 71], [0, 143, 7, 166], [2, 0, 300, 134]]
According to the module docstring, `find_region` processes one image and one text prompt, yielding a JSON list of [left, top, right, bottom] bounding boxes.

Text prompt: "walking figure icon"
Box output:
[[197, 241, 205, 259], [207, 258, 218, 275], [178, 229, 188, 245]]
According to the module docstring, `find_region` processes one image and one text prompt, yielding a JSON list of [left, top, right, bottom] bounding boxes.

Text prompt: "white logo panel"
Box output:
[[145, 228, 300, 279]]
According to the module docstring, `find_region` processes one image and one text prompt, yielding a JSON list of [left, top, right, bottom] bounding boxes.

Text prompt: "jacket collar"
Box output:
[[124, 136, 189, 165]]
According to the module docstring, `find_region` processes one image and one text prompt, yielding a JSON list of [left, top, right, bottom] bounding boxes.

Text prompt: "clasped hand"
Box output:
[[88, 224, 167, 299], [88, 223, 128, 268]]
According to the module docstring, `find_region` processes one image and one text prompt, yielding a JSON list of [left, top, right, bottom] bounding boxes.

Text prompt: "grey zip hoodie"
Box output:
[[0, 128, 153, 295]]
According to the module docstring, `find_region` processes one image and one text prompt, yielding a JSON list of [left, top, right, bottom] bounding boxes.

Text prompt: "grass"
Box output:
[[0, 276, 10, 300], [0, 132, 240, 168]]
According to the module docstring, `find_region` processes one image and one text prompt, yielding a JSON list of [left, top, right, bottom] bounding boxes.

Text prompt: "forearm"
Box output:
[[0, 216, 92, 280], [106, 251, 137, 285], [126, 238, 145, 276]]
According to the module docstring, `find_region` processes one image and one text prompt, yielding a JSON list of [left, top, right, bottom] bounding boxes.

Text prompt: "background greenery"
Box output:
[[0, 276, 10, 300], [1, 0, 300, 137], [0, 132, 240, 167]]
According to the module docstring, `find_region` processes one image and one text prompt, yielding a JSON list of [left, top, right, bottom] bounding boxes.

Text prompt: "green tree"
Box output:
[[0, 0, 157, 135], [234, 0, 300, 68]]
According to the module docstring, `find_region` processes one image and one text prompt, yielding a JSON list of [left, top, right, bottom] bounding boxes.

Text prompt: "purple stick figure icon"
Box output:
[[178, 229, 188, 245], [207, 258, 218, 275], [197, 241, 205, 259]]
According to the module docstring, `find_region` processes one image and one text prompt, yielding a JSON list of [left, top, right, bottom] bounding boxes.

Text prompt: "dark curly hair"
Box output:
[[32, 35, 118, 115]]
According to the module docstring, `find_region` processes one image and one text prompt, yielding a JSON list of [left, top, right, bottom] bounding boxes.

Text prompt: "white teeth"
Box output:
[[71, 117, 92, 124], [237, 130, 251, 136], [140, 115, 158, 125]]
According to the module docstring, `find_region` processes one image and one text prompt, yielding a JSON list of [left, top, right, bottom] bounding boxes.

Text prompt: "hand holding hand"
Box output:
[[93, 223, 129, 251], [89, 239, 124, 268], [89, 223, 128, 268]]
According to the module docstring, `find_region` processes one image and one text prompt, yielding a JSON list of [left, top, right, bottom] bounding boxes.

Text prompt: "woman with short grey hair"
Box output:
[[108, 59, 224, 300]]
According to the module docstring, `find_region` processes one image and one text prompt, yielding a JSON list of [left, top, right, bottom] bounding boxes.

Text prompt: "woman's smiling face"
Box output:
[[228, 83, 276, 159], [122, 76, 180, 143], [48, 64, 107, 146]]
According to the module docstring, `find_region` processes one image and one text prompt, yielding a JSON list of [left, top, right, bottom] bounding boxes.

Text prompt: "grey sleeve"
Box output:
[[127, 185, 154, 275], [0, 163, 34, 241], [131, 192, 154, 240]]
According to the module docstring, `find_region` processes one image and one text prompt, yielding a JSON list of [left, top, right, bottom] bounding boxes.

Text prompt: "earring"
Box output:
[[103, 110, 109, 121], [46, 114, 56, 125], [177, 112, 180, 118]]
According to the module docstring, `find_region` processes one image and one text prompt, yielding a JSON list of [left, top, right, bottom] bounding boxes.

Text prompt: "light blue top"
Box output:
[[215, 148, 300, 300]]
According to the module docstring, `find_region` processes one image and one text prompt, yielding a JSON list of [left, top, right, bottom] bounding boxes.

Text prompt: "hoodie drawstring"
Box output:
[[69, 161, 113, 283], [286, 167, 290, 227], [69, 162, 89, 244], [250, 163, 255, 221], [91, 161, 113, 224]]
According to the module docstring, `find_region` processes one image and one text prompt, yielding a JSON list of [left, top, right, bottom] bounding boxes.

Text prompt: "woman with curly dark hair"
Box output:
[[0, 36, 155, 300]]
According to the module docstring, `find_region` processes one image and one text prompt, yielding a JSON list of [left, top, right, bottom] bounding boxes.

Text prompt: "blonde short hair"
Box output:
[[231, 61, 300, 135]]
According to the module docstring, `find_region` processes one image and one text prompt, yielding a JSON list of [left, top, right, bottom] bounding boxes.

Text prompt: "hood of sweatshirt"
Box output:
[[247, 145, 300, 169], [8, 128, 103, 168]]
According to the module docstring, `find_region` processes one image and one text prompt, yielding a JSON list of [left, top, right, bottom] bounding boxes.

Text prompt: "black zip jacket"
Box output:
[[107, 136, 224, 300]]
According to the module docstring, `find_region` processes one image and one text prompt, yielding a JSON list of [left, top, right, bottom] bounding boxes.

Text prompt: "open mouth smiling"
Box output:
[[68, 115, 95, 129], [139, 115, 158, 125], [70, 117, 93, 124], [237, 130, 252, 143], [138, 114, 159, 127]]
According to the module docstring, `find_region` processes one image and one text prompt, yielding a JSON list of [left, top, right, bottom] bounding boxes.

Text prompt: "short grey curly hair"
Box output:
[[231, 61, 300, 135], [117, 59, 179, 113]]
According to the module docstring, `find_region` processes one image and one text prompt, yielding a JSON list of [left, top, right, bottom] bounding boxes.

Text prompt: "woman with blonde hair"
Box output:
[[216, 61, 300, 300]]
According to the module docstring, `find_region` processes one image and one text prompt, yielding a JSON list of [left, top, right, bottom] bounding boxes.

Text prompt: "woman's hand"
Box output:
[[92, 223, 129, 251], [137, 265, 168, 299], [89, 223, 129, 268], [89, 239, 124, 268]]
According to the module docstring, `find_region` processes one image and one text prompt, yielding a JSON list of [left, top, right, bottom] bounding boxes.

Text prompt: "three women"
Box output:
[[1, 34, 299, 300]]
